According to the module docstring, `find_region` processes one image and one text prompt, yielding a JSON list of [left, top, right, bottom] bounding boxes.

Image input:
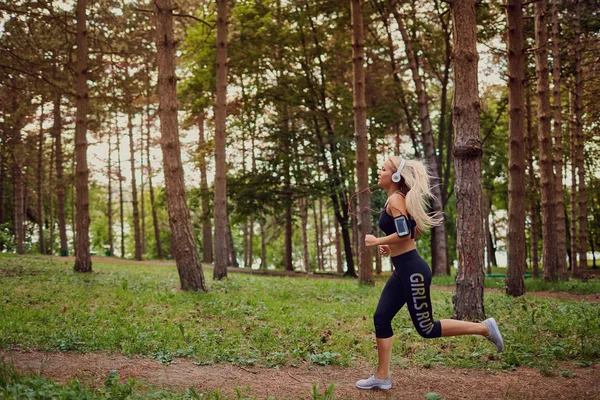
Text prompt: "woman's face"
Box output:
[[377, 159, 397, 187]]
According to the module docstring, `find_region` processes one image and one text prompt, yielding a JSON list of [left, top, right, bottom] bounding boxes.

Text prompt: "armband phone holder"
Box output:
[[394, 215, 416, 239]]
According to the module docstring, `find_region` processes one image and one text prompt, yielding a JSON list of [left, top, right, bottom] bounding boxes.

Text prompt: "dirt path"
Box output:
[[3, 350, 599, 400]]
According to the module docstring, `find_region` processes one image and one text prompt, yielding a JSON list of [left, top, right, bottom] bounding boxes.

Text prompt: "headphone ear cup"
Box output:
[[392, 172, 400, 183]]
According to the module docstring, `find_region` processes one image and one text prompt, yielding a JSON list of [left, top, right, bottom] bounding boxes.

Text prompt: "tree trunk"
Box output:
[[319, 197, 325, 271], [140, 131, 146, 256], [116, 116, 125, 258], [534, 0, 557, 281], [37, 100, 46, 255], [154, 0, 206, 291], [10, 102, 25, 255], [313, 201, 321, 271], [260, 219, 266, 269], [351, 0, 373, 285], [226, 214, 238, 267], [107, 121, 113, 256], [52, 94, 68, 256], [0, 141, 5, 239], [48, 134, 55, 253], [299, 197, 310, 273], [451, 0, 485, 320], [569, 89, 578, 276], [335, 217, 343, 273], [71, 152, 76, 254], [198, 113, 213, 263], [146, 83, 163, 260], [213, 0, 229, 280], [127, 103, 142, 261], [574, 1, 587, 278], [390, 1, 448, 276], [505, 0, 527, 296], [248, 213, 254, 267], [526, 89, 540, 277], [483, 190, 493, 274], [551, 0, 568, 280], [73, 0, 92, 273]]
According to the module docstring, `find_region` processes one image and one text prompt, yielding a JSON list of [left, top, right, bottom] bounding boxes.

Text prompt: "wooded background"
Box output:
[[0, 0, 598, 303]]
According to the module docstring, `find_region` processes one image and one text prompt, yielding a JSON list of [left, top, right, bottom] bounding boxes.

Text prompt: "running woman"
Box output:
[[355, 156, 504, 391]]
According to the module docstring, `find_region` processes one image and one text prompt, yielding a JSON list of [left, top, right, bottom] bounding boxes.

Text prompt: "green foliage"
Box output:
[[310, 383, 335, 400]]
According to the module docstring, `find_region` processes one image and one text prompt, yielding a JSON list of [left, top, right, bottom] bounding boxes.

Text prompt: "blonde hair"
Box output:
[[389, 156, 444, 231]]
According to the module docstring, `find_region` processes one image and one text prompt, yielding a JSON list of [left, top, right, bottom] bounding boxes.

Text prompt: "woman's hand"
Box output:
[[365, 234, 379, 248], [379, 245, 390, 255]]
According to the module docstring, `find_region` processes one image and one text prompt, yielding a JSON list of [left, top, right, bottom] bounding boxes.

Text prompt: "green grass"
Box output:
[[431, 270, 600, 294], [1, 254, 599, 375]]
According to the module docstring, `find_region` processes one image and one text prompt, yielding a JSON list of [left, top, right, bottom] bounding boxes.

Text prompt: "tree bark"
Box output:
[[534, 0, 557, 281], [505, 0, 527, 296], [313, 201, 321, 271], [260, 219, 266, 269], [299, 197, 310, 273], [574, 1, 587, 278], [9, 93, 25, 255], [116, 116, 125, 258], [126, 96, 142, 261], [335, 217, 343, 273], [551, 0, 568, 280], [569, 89, 578, 276], [227, 214, 238, 267], [351, 0, 373, 285], [52, 94, 68, 256], [37, 100, 46, 255], [483, 190, 492, 274], [451, 0, 485, 320], [74, 0, 92, 272], [107, 120, 113, 256], [526, 89, 540, 277], [154, 0, 206, 291], [390, 1, 448, 276], [198, 113, 213, 263], [213, 0, 229, 280], [48, 134, 54, 253], [146, 79, 163, 260], [140, 127, 146, 256], [0, 141, 5, 237]]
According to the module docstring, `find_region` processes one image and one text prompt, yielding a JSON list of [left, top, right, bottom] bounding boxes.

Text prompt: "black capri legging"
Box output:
[[373, 250, 442, 339]]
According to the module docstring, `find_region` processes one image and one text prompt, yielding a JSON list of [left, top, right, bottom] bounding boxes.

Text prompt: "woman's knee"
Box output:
[[415, 320, 442, 339], [373, 311, 393, 338]]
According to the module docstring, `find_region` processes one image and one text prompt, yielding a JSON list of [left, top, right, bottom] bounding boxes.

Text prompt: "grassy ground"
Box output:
[[1, 254, 599, 398]]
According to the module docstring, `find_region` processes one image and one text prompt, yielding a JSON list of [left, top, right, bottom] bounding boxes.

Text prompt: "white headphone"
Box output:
[[392, 159, 406, 183]]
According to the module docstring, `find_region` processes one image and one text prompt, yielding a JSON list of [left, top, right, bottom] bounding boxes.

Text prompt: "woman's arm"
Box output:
[[366, 232, 412, 247]]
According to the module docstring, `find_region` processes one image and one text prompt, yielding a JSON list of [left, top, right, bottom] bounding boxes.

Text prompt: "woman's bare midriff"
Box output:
[[388, 240, 417, 257]]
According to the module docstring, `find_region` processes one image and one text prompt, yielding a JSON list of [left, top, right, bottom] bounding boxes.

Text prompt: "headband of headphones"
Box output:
[[392, 159, 406, 183]]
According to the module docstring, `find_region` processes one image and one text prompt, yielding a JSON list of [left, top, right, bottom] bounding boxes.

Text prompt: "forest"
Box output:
[[1, 0, 599, 295], [2, 1, 600, 398]]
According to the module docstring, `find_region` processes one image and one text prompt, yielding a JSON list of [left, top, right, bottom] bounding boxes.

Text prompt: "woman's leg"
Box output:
[[372, 273, 406, 379], [375, 336, 395, 379], [439, 319, 488, 337]]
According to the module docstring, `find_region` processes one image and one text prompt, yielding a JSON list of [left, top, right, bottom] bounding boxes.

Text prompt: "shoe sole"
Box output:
[[356, 383, 392, 390]]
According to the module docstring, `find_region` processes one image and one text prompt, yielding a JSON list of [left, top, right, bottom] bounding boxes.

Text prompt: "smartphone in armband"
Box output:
[[394, 215, 410, 238]]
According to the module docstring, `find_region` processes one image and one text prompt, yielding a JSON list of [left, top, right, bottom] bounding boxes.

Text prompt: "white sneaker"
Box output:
[[483, 317, 504, 352], [355, 374, 392, 390]]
